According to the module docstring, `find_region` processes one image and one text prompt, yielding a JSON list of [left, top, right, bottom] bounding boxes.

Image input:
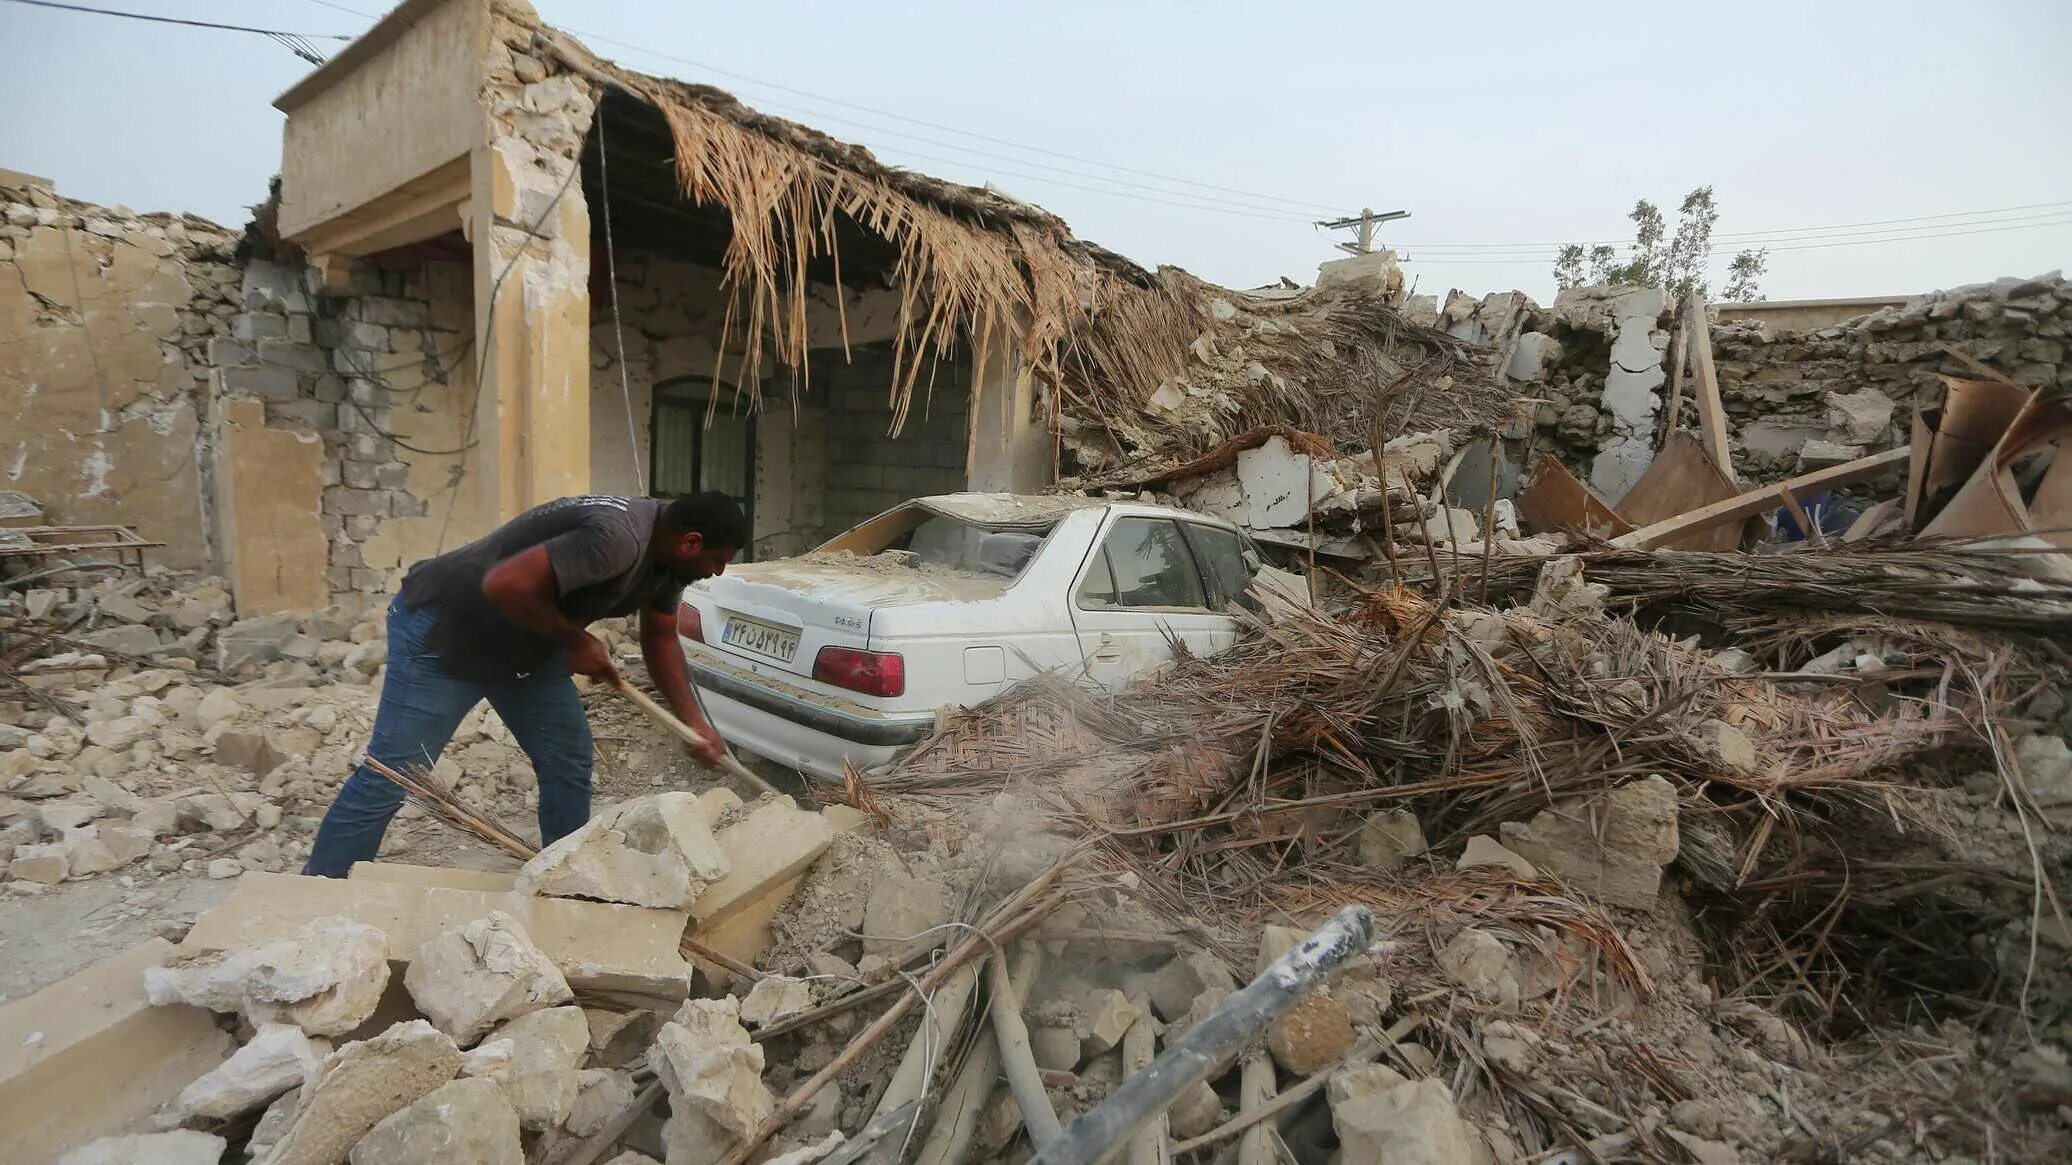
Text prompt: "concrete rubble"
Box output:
[[405, 912, 574, 1045], [652, 997, 775, 1165], [261, 1019, 462, 1165], [171, 1022, 329, 1121], [144, 915, 390, 1036], [458, 1005, 588, 1130], [347, 1077, 523, 1165], [515, 792, 730, 910]]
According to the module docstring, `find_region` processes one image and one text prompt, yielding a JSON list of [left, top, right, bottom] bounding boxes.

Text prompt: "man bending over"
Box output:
[[302, 491, 746, 876]]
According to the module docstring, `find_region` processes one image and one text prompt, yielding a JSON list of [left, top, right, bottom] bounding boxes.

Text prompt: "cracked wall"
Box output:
[[0, 175, 242, 567]]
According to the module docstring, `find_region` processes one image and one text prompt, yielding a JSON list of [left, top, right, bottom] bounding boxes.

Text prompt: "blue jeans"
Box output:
[[302, 596, 594, 877]]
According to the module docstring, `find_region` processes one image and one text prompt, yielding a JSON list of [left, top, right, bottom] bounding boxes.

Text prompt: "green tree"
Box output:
[[1553, 186, 1766, 302]]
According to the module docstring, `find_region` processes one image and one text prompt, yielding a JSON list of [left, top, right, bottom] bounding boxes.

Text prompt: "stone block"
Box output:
[[1358, 809, 1426, 869], [222, 365, 302, 402], [737, 975, 813, 1028], [1437, 928, 1519, 1006], [460, 1005, 588, 1130], [860, 869, 951, 957], [0, 940, 234, 1164], [1330, 1074, 1475, 1165], [1455, 835, 1537, 878], [1145, 950, 1236, 1024], [1267, 989, 1356, 1075], [145, 915, 391, 1036], [174, 1022, 328, 1121], [1498, 775, 1680, 910], [406, 913, 573, 1045], [691, 796, 833, 929], [653, 998, 773, 1165], [262, 1019, 461, 1165], [349, 1077, 521, 1165], [185, 872, 692, 1002], [517, 792, 730, 911]]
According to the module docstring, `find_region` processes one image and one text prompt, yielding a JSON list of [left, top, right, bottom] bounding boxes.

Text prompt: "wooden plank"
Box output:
[[1515, 454, 1632, 539], [1684, 292, 1735, 484], [1611, 448, 1910, 549], [1776, 485, 1822, 545], [1658, 306, 1689, 447], [1616, 433, 1744, 551]]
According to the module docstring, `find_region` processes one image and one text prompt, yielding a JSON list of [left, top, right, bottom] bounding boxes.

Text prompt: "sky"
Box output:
[[2, 0, 2069, 303]]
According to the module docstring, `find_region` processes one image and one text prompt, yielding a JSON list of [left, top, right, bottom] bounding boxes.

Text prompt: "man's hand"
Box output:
[[563, 630, 621, 686], [680, 728, 727, 770]]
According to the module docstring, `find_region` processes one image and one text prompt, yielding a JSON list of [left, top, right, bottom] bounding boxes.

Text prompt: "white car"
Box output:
[[676, 494, 1259, 779]]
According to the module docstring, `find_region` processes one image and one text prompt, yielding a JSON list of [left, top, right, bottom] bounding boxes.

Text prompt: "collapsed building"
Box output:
[[5, 1, 2072, 1163]]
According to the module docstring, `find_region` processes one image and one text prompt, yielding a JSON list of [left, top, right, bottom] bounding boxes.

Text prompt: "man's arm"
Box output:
[[640, 606, 726, 768], [480, 545, 619, 683]]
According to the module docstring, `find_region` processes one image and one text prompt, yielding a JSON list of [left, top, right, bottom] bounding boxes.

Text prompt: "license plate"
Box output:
[[721, 615, 800, 663]]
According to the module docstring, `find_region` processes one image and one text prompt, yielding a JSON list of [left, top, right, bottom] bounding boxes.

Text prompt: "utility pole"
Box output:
[[1315, 207, 1410, 255]]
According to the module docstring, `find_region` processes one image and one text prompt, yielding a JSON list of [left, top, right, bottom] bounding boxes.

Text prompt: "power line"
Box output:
[[551, 24, 1351, 217], [4, 0, 351, 39], [292, 0, 1352, 220], [1402, 215, 2072, 263], [1397, 207, 2072, 260], [1393, 200, 2072, 252]]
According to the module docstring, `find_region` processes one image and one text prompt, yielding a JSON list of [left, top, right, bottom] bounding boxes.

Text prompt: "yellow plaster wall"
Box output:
[[275, 0, 486, 240], [0, 190, 242, 567], [215, 399, 327, 613]]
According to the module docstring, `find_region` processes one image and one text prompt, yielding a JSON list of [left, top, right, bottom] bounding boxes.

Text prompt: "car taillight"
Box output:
[[676, 603, 704, 643], [813, 646, 905, 697]]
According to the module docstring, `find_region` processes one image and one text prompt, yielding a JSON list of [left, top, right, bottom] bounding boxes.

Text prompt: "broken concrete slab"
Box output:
[[653, 998, 774, 1165], [738, 975, 814, 1028], [345, 862, 517, 892], [1076, 988, 1141, 1057], [1499, 775, 1680, 910], [459, 1006, 587, 1130], [690, 797, 834, 930], [0, 940, 234, 1165], [145, 915, 390, 1036], [173, 1023, 327, 1121], [58, 1130, 226, 1165], [348, 1077, 521, 1165], [181, 872, 691, 1002], [264, 1019, 461, 1165], [516, 792, 730, 911], [584, 1008, 662, 1069], [405, 912, 573, 1046]]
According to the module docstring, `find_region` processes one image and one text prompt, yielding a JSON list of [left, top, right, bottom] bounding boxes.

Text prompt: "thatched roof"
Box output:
[[524, 13, 1515, 461]]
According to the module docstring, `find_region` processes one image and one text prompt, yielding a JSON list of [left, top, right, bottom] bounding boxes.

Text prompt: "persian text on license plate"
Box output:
[[721, 616, 800, 662]]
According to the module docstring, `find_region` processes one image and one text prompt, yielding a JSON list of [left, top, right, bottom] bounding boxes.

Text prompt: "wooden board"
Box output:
[[1612, 448, 1911, 549], [1615, 433, 1745, 551], [1683, 291, 1735, 484], [1516, 453, 1632, 538]]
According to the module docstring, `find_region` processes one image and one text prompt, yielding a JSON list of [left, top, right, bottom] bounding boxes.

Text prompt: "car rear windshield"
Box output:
[[889, 514, 1044, 580]]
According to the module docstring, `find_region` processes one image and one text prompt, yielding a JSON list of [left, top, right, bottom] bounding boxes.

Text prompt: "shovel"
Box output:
[[610, 676, 779, 797]]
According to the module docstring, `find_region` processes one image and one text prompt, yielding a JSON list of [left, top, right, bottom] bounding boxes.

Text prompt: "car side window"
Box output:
[[1078, 518, 1208, 611], [1181, 524, 1254, 612]]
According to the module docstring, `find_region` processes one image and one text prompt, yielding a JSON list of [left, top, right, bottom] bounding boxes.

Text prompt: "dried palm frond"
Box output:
[[364, 756, 538, 860]]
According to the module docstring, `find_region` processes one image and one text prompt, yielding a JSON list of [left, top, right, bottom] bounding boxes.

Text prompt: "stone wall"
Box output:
[[209, 255, 477, 610], [1482, 270, 2071, 493], [0, 175, 242, 567]]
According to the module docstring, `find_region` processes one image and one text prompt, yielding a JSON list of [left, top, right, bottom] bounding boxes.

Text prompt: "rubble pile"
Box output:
[[0, 569, 656, 892]]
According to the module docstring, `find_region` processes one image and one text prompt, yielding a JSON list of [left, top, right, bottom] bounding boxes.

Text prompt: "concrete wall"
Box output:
[[274, 0, 486, 240], [0, 176, 242, 567]]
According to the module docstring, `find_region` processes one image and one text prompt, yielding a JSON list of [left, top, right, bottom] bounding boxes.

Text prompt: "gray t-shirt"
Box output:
[[399, 495, 681, 681]]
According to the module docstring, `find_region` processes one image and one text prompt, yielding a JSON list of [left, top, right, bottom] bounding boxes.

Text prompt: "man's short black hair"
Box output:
[[663, 491, 749, 548]]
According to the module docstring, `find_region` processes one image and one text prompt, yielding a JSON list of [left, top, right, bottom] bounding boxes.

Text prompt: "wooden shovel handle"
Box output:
[[610, 677, 778, 796]]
